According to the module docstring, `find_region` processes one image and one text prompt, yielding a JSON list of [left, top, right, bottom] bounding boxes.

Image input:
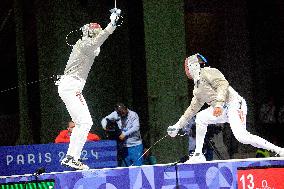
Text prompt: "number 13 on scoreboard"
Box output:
[[239, 174, 255, 189], [237, 167, 284, 189]]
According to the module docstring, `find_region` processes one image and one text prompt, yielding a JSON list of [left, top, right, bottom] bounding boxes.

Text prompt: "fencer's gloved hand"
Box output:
[[111, 8, 121, 16], [109, 8, 122, 26], [167, 124, 180, 137]]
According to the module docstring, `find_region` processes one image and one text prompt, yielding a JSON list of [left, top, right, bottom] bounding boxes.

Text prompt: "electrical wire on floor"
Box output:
[[0, 75, 57, 94]]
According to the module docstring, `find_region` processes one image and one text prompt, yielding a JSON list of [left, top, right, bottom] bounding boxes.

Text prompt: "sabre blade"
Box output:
[[110, 0, 118, 14], [130, 134, 168, 166]]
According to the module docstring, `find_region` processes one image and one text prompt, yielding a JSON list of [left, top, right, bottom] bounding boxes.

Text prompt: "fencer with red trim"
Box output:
[[56, 9, 122, 170], [167, 53, 284, 163]]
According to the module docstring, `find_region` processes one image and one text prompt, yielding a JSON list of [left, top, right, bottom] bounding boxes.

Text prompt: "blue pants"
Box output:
[[121, 144, 143, 166]]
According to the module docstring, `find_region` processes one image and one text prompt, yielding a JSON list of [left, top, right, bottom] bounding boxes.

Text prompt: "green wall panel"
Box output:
[[14, 0, 34, 144], [143, 0, 189, 163]]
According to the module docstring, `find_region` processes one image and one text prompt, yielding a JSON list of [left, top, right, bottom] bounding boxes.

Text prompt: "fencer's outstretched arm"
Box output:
[[167, 96, 203, 137], [176, 96, 204, 129]]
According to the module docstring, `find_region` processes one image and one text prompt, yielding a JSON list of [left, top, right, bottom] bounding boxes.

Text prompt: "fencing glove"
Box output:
[[110, 8, 121, 26], [167, 124, 180, 137]]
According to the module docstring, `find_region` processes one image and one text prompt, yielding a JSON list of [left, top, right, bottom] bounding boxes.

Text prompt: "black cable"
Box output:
[[0, 9, 12, 33], [207, 140, 224, 160], [175, 164, 179, 189], [34, 167, 46, 189], [0, 75, 57, 94]]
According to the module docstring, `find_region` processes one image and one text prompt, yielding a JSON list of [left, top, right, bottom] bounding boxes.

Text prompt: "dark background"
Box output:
[[0, 0, 283, 162]]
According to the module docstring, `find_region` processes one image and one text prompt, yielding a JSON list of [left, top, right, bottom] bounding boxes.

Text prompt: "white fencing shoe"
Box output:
[[184, 152, 206, 164], [277, 148, 284, 157], [61, 155, 89, 170]]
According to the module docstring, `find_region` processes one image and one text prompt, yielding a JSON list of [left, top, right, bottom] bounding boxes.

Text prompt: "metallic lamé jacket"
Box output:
[[63, 23, 116, 81], [177, 67, 241, 128]]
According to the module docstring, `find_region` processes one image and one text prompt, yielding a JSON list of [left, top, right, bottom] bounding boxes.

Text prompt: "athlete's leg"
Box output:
[[228, 99, 283, 155], [194, 106, 227, 154], [186, 106, 227, 162], [58, 76, 93, 161]]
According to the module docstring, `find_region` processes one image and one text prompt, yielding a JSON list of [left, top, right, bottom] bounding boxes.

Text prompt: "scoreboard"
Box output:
[[237, 165, 284, 189]]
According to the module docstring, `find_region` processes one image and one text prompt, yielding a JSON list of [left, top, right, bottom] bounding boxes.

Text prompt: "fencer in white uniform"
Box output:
[[167, 53, 284, 163], [56, 9, 121, 170]]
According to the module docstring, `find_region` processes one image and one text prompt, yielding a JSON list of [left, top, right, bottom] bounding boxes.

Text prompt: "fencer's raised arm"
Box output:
[[63, 9, 122, 81], [88, 9, 122, 48]]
